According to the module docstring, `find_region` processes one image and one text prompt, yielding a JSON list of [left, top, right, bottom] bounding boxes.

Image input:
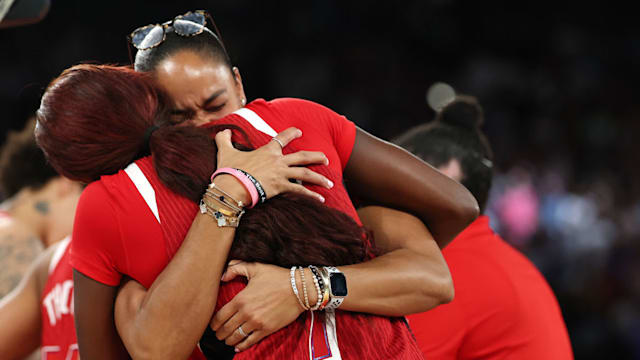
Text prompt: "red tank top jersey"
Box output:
[[71, 98, 423, 359], [40, 237, 79, 360], [407, 216, 573, 359]]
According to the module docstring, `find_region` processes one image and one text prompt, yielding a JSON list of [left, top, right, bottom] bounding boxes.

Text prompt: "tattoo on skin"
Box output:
[[35, 201, 50, 215], [0, 234, 43, 297]]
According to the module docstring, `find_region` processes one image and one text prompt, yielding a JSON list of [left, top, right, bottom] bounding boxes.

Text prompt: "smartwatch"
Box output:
[[324, 266, 347, 310]]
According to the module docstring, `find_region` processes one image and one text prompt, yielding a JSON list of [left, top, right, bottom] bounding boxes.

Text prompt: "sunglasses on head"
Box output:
[[128, 10, 227, 53]]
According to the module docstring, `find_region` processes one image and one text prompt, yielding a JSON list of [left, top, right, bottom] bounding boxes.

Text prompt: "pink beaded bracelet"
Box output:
[[211, 167, 259, 208]]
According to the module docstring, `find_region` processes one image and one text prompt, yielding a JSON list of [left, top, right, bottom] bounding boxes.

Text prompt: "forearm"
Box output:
[[345, 128, 479, 247], [123, 177, 246, 360], [339, 249, 453, 316]]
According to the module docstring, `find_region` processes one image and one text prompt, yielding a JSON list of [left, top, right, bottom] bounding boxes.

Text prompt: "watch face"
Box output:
[[329, 272, 348, 297]]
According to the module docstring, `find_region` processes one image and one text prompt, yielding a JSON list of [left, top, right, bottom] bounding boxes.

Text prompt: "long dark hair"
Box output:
[[36, 63, 372, 265]]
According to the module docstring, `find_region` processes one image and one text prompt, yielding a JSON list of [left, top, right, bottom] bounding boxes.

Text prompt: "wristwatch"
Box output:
[[324, 266, 347, 310]]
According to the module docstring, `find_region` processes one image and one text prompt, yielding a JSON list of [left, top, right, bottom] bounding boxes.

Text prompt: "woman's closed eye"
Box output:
[[204, 102, 226, 113]]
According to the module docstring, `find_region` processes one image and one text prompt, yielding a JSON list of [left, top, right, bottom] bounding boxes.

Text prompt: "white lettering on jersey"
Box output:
[[42, 280, 74, 326]]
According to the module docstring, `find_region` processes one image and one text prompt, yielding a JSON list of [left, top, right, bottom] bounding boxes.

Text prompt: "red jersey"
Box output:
[[71, 98, 423, 360], [41, 237, 79, 360], [407, 216, 573, 360]]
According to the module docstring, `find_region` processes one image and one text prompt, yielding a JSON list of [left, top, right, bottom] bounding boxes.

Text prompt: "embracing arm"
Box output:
[[340, 205, 453, 314], [345, 127, 478, 248], [112, 209, 237, 360]]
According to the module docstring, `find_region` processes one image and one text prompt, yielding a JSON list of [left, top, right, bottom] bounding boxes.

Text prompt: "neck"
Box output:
[[4, 190, 55, 247]]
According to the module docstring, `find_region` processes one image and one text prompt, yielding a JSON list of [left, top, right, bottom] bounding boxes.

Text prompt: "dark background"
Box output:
[[2, 1, 639, 358]]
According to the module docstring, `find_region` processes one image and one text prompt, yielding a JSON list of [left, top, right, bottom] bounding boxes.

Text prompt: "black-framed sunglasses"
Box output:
[[128, 10, 227, 54]]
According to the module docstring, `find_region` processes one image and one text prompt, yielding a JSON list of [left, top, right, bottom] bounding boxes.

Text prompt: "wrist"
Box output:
[[295, 268, 318, 309], [212, 175, 252, 205]]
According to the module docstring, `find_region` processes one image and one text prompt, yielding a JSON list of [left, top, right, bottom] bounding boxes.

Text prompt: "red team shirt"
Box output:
[[407, 216, 573, 359], [40, 237, 79, 360], [71, 98, 424, 360]]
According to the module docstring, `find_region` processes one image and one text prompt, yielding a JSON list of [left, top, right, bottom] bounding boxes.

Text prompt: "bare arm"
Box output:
[[0, 242, 54, 359], [345, 127, 479, 248], [0, 231, 43, 297], [73, 270, 130, 359], [342, 206, 453, 314]]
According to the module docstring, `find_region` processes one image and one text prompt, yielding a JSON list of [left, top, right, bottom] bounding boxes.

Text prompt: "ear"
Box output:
[[232, 66, 246, 102]]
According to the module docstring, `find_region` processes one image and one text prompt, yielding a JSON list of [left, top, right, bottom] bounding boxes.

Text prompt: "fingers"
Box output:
[[211, 301, 237, 331], [215, 311, 245, 342], [283, 151, 329, 167], [285, 183, 326, 203], [269, 127, 302, 150], [221, 261, 247, 282], [214, 129, 235, 151], [234, 329, 269, 352], [286, 167, 334, 189]]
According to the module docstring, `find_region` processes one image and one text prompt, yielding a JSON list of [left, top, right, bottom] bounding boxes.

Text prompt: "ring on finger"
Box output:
[[271, 137, 285, 149], [237, 325, 249, 338]]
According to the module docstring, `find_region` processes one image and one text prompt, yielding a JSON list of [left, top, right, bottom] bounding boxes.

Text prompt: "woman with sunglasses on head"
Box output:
[[37, 64, 451, 359], [112, 10, 476, 357]]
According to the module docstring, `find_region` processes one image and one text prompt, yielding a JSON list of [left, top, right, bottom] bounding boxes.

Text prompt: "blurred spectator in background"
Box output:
[[0, 118, 82, 297], [397, 96, 573, 359]]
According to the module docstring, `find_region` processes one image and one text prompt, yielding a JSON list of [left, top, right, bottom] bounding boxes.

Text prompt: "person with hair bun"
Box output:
[[124, 11, 478, 356], [35, 63, 466, 359], [396, 95, 574, 360]]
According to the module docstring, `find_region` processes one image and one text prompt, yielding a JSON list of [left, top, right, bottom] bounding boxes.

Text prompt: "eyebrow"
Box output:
[[170, 88, 228, 114]]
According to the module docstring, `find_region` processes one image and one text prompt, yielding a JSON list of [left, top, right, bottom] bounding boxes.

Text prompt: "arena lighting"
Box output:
[[0, 0, 49, 28], [426, 82, 456, 111]]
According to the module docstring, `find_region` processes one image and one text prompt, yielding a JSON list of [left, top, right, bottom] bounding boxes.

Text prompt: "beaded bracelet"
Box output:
[[299, 267, 310, 310], [290, 266, 308, 310]]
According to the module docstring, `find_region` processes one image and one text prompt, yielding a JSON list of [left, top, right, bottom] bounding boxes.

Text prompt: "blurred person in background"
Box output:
[[396, 95, 573, 359], [0, 119, 82, 297], [0, 119, 83, 359]]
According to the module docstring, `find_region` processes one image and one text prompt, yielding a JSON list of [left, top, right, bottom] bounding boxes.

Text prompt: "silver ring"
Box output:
[[271, 137, 285, 149], [237, 325, 248, 337]]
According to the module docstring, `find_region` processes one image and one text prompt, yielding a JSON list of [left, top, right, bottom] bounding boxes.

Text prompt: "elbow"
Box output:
[[454, 188, 480, 229], [439, 274, 455, 304], [416, 266, 454, 311], [460, 189, 480, 226]]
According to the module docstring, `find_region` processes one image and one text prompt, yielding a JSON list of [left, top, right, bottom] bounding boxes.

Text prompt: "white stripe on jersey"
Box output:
[[233, 107, 278, 137], [48, 237, 71, 275], [124, 163, 161, 223]]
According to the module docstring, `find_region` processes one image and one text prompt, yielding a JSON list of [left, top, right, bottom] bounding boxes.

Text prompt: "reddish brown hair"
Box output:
[[36, 64, 373, 267]]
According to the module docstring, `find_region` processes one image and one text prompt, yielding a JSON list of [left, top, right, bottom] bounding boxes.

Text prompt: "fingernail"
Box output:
[[319, 195, 325, 203], [235, 348, 240, 353], [327, 180, 334, 188], [296, 129, 302, 137], [325, 158, 329, 165]]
